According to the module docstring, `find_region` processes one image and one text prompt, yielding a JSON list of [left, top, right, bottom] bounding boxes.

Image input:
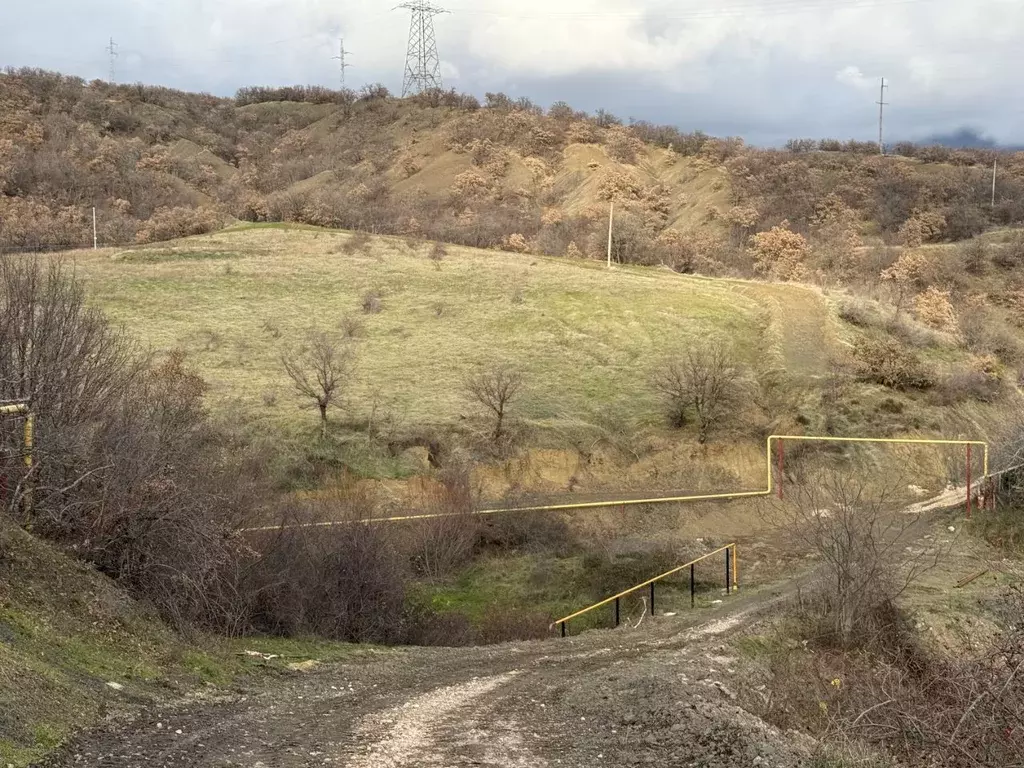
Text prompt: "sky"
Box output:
[[2, 0, 1023, 147]]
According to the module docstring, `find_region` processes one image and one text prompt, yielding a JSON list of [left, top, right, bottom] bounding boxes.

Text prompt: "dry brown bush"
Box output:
[[135, 206, 222, 244], [605, 125, 645, 164], [749, 221, 811, 281], [898, 208, 946, 247], [880, 249, 930, 316], [852, 337, 934, 390], [913, 286, 960, 335], [502, 232, 529, 253]]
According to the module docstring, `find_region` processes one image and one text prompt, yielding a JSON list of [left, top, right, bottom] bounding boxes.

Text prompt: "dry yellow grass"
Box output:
[[68, 225, 832, 440]]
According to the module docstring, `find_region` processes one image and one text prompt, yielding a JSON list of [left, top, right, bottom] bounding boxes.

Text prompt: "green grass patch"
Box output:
[[73, 227, 801, 466], [117, 249, 243, 263]]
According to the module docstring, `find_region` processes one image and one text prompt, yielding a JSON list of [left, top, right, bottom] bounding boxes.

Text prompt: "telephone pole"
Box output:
[[106, 37, 118, 83], [876, 77, 888, 155], [992, 159, 998, 208], [331, 38, 351, 88], [396, 2, 448, 97], [607, 202, 614, 268]]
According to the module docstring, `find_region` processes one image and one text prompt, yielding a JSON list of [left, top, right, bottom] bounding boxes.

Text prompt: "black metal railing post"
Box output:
[[649, 581, 655, 616], [614, 597, 620, 627], [726, 547, 732, 594], [560, 621, 566, 638], [690, 563, 696, 608]]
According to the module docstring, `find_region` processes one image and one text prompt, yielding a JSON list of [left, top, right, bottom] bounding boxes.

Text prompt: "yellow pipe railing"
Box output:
[[553, 543, 737, 636], [240, 433, 990, 531], [0, 402, 33, 516]]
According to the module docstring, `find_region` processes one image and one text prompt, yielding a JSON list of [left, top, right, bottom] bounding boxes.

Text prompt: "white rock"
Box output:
[[948, 526, 956, 532], [105, 681, 124, 691]]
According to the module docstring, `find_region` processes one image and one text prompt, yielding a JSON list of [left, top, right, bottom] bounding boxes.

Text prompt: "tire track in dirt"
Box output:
[[343, 672, 543, 767]]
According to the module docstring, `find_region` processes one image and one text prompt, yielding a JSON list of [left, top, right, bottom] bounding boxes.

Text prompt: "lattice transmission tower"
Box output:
[[396, 2, 448, 97]]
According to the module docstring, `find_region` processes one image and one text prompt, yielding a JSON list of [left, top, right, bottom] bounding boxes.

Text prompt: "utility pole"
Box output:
[[876, 77, 888, 155], [607, 201, 614, 268], [396, 2, 448, 97], [106, 37, 118, 83], [331, 38, 351, 88], [992, 159, 998, 208], [92, 207, 98, 249]]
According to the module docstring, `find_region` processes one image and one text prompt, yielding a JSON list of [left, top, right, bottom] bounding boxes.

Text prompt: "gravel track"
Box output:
[[38, 495, 967, 768]]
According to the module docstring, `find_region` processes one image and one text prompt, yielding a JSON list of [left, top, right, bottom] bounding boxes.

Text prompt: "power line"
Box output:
[[106, 37, 118, 83], [445, 0, 940, 20], [331, 38, 352, 88], [396, 1, 448, 98]]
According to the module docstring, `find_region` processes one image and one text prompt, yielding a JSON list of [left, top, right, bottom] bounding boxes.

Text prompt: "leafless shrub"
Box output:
[[135, 206, 222, 244], [0, 256, 285, 633], [993, 233, 1024, 269], [261, 389, 277, 407], [474, 511, 575, 556], [338, 231, 372, 255], [652, 340, 745, 442], [243, 493, 408, 643], [261, 319, 281, 338], [339, 314, 365, 339], [428, 241, 447, 269], [767, 472, 935, 649], [465, 365, 523, 444], [361, 290, 383, 314], [477, 606, 553, 644], [281, 330, 352, 437], [408, 466, 479, 580], [931, 369, 1003, 405]]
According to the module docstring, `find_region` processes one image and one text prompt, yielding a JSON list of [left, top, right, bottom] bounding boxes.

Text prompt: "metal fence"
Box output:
[[553, 543, 738, 638]]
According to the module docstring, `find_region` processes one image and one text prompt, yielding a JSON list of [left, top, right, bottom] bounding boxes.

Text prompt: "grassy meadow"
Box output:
[[71, 225, 825, 441]]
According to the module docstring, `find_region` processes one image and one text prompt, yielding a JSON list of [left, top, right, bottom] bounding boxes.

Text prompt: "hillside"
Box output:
[[3, 72, 1024, 768], [3, 70, 1023, 278], [65, 225, 1013, 507], [0, 519, 364, 765]]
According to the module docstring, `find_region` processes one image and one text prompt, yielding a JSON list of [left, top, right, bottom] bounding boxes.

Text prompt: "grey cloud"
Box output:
[[1, 0, 1021, 145]]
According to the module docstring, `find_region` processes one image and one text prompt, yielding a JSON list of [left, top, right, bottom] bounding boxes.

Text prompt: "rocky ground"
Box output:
[[36, 583, 813, 768]]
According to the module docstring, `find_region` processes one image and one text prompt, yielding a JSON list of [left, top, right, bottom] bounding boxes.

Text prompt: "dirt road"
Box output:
[[38, 584, 812, 768], [39, 492, 972, 768]]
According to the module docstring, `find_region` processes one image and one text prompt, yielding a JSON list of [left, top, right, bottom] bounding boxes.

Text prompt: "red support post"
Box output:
[[776, 438, 784, 500], [966, 444, 972, 520]]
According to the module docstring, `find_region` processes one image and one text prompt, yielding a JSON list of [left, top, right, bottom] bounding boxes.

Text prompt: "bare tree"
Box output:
[[282, 331, 351, 438], [465, 365, 523, 443], [653, 340, 743, 443], [767, 471, 937, 649]]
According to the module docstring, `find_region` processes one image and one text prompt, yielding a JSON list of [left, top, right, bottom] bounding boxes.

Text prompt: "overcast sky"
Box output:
[[3, 0, 1022, 146]]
